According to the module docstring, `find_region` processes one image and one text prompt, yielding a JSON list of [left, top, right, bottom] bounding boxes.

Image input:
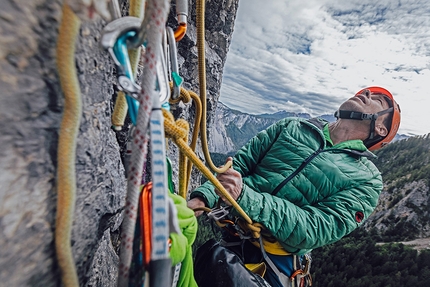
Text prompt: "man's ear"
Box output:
[[375, 123, 388, 137]]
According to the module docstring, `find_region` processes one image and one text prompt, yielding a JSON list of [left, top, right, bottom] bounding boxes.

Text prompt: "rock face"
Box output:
[[0, 0, 239, 286], [362, 179, 430, 240]]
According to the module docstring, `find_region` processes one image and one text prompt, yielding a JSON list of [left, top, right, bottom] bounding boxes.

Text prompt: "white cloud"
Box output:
[[220, 0, 430, 135]]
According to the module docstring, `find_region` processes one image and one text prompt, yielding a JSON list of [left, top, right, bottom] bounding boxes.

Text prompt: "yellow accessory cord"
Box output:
[[168, 84, 203, 198]]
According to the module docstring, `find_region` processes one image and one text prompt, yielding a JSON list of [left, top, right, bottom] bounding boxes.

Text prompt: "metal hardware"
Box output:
[[101, 17, 142, 125], [207, 206, 231, 221], [166, 27, 182, 100]]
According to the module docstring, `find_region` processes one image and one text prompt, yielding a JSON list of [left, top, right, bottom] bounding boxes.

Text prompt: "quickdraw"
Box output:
[[113, 1, 171, 286]]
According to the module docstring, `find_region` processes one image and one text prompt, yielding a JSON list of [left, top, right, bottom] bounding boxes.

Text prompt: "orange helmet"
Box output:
[[334, 86, 401, 151]]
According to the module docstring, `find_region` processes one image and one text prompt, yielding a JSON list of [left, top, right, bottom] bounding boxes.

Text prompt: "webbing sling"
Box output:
[[257, 236, 292, 287]]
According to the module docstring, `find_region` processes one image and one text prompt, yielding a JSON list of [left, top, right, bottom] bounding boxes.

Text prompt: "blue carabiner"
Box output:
[[113, 31, 140, 125]]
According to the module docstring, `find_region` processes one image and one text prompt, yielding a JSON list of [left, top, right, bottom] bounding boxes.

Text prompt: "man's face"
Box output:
[[339, 89, 391, 133], [340, 89, 390, 116]]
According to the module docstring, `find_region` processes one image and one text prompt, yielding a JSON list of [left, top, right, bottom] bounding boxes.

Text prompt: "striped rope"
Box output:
[[116, 0, 170, 286]]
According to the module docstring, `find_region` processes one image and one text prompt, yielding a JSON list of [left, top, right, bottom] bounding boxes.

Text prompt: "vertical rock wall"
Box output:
[[0, 0, 238, 286]]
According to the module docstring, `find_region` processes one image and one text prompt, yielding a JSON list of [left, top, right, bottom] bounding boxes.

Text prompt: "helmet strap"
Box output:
[[334, 107, 394, 144]]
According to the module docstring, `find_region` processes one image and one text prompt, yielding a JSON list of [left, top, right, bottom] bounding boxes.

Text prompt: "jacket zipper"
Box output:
[[271, 147, 325, 196]]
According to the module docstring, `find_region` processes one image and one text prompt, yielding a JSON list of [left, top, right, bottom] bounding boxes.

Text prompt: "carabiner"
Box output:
[[166, 27, 182, 100], [101, 17, 142, 125], [140, 182, 153, 267], [108, 0, 121, 20], [156, 32, 171, 107]]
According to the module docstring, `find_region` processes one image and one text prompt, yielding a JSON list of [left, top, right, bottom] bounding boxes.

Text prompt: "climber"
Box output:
[[188, 86, 401, 286]]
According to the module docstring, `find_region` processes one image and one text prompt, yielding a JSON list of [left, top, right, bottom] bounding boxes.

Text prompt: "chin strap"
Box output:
[[334, 107, 393, 141]]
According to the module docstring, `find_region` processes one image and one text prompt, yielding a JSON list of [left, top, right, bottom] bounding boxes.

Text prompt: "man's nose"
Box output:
[[362, 89, 371, 98]]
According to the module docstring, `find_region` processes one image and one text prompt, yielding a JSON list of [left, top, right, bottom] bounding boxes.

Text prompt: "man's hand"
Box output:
[[215, 157, 243, 206], [187, 197, 206, 217]]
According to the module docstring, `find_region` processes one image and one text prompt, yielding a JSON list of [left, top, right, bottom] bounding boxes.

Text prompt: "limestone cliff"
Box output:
[[363, 135, 430, 242], [0, 0, 239, 286]]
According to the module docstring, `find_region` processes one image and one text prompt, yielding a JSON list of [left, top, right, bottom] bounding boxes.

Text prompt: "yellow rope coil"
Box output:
[[176, 118, 190, 198], [55, 3, 81, 287], [166, 86, 264, 238], [185, 91, 202, 187]]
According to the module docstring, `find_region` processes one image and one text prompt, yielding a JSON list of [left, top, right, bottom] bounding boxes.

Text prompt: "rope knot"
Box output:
[[169, 83, 192, 104], [163, 109, 189, 140]]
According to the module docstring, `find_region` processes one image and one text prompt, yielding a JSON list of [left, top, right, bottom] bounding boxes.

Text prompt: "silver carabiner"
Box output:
[[100, 16, 142, 67], [156, 30, 170, 106], [166, 27, 182, 100], [108, 0, 122, 20]]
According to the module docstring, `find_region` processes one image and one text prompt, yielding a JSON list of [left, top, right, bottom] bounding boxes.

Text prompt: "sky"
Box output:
[[219, 0, 430, 136]]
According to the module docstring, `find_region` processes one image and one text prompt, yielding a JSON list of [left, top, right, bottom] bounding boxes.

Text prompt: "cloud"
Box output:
[[220, 0, 430, 135]]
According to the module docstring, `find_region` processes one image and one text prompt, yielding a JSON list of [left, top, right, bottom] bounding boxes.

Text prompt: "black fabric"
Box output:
[[334, 110, 374, 120], [194, 239, 271, 287], [220, 237, 290, 287]]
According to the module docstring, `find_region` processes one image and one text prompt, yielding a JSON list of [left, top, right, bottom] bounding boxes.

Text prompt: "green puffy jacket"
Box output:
[[191, 118, 382, 254], [191, 117, 383, 254]]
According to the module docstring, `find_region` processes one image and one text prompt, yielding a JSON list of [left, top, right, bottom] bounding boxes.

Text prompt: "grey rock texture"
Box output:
[[363, 179, 430, 240], [0, 0, 238, 286]]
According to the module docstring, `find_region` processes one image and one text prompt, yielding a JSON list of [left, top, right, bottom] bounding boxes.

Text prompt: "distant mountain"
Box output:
[[209, 102, 336, 153]]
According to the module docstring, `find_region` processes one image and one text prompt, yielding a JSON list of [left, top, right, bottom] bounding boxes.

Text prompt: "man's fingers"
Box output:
[[194, 210, 204, 217], [217, 168, 239, 179]]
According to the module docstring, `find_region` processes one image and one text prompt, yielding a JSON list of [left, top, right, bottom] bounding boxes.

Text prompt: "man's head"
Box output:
[[334, 86, 401, 151]]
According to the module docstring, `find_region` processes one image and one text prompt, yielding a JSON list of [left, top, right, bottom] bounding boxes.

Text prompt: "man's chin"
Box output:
[[338, 100, 363, 112]]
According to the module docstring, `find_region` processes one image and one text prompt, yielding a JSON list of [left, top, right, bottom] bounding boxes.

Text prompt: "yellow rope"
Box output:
[[111, 91, 128, 129], [55, 4, 81, 287], [185, 91, 203, 190], [128, 0, 144, 74], [163, 109, 253, 225], [169, 84, 203, 197], [196, 0, 232, 174], [111, 0, 144, 130]]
